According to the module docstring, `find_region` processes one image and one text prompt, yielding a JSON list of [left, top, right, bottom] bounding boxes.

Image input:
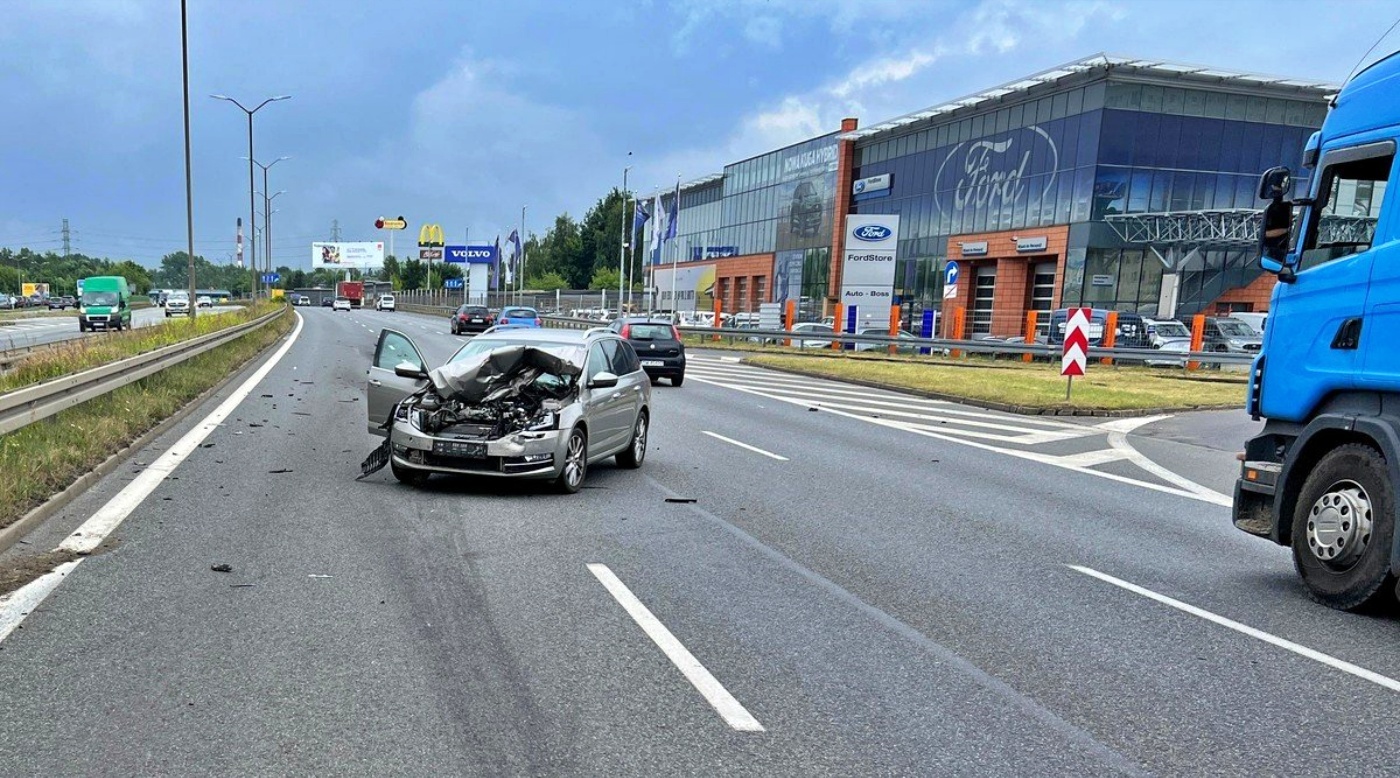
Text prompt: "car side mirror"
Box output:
[[588, 371, 619, 389], [394, 362, 428, 380]]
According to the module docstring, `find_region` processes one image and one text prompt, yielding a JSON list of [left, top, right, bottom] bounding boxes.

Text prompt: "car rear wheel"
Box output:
[[671, 373, 684, 387], [556, 427, 588, 494], [391, 461, 430, 486], [616, 412, 647, 469]]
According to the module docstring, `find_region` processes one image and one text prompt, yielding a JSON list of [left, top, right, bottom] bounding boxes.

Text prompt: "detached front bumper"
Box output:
[[388, 423, 566, 478]]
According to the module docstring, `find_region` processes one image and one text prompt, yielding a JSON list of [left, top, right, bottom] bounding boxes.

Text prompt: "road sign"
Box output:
[[376, 216, 407, 230], [261, 273, 281, 283], [944, 260, 959, 286], [444, 278, 463, 289], [1061, 307, 1090, 377]]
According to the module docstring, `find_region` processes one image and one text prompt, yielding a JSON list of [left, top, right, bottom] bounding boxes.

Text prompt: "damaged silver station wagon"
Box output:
[[362, 327, 651, 493]]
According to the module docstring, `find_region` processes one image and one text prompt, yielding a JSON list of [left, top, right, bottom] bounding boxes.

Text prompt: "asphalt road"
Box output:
[[2, 306, 1398, 776], [0, 305, 240, 351]]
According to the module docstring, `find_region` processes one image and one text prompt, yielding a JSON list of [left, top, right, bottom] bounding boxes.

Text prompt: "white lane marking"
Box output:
[[587, 563, 765, 732], [56, 312, 305, 554], [1096, 415, 1172, 434], [1052, 448, 1131, 468], [701, 430, 789, 461], [0, 560, 81, 642], [1069, 565, 1400, 694], [1106, 430, 1231, 503]]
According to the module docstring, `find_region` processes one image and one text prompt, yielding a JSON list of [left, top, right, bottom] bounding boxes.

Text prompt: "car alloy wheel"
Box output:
[[557, 428, 587, 493]]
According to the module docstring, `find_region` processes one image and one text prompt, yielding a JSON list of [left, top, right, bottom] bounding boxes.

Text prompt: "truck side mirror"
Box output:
[[1257, 167, 1296, 282]]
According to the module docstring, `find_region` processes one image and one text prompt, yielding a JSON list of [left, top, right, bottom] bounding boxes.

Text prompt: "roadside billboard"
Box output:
[[840, 214, 900, 330], [652, 263, 716, 313], [312, 242, 385, 269], [21, 283, 49, 298]]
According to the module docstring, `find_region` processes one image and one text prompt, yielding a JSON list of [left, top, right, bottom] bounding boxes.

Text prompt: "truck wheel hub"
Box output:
[[1306, 480, 1372, 567]]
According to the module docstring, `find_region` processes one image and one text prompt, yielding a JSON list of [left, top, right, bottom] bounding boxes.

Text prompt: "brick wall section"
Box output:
[[1210, 272, 1275, 313], [712, 253, 776, 313], [828, 117, 859, 301], [945, 225, 1070, 337]]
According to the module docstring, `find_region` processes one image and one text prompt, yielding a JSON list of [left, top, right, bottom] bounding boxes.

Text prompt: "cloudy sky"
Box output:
[[0, 0, 1396, 269]]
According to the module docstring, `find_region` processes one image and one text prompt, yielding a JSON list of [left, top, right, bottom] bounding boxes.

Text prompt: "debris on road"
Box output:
[[308, 574, 333, 579], [200, 443, 214, 448], [267, 468, 293, 474], [359, 440, 390, 479], [229, 583, 255, 588], [210, 563, 233, 573], [665, 497, 698, 504]]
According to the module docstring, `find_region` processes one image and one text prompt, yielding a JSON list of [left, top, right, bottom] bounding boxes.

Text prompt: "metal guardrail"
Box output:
[[537, 315, 1256, 365], [0, 308, 286, 437]]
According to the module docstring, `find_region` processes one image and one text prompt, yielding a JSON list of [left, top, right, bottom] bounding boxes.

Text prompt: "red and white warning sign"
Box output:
[[1061, 307, 1090, 377]]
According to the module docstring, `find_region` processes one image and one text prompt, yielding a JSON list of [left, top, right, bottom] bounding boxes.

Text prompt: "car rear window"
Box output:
[[459, 306, 487, 314], [501, 307, 536, 318], [628, 324, 675, 340]]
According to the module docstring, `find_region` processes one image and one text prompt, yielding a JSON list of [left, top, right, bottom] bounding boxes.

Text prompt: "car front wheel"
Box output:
[[616, 411, 647, 469], [391, 461, 430, 486], [556, 427, 588, 494]]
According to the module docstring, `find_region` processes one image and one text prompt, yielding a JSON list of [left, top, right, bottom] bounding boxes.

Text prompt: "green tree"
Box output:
[[579, 188, 627, 288], [400, 259, 426, 290], [528, 271, 569, 291], [380, 255, 401, 285], [588, 266, 621, 290]]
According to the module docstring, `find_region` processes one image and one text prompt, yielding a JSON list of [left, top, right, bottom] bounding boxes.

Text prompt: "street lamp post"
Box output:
[[616, 155, 631, 316], [249, 156, 290, 291], [211, 93, 290, 299]]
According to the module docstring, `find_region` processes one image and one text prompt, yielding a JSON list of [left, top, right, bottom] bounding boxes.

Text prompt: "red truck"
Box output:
[[336, 280, 365, 308]]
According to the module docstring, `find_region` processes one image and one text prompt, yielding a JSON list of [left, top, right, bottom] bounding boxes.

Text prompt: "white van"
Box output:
[[1228, 312, 1267, 335]]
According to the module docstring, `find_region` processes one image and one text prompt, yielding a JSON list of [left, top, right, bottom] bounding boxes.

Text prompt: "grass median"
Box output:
[[742, 352, 1247, 412], [0, 305, 292, 533], [0, 303, 276, 393]]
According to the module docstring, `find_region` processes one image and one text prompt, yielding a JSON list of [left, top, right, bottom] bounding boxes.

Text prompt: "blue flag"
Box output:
[[632, 200, 650, 250], [664, 181, 679, 243], [506, 229, 522, 284], [491, 234, 501, 290]]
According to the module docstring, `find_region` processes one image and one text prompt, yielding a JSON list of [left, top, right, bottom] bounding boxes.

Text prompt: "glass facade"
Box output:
[[852, 76, 1328, 320]]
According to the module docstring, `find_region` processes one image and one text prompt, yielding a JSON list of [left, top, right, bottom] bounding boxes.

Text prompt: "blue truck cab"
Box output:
[[1233, 51, 1400, 610]]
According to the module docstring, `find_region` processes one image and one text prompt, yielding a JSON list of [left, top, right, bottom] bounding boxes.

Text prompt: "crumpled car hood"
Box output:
[[427, 344, 582, 404]]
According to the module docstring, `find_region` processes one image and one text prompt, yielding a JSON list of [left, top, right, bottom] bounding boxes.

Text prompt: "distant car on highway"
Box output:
[[450, 304, 493, 335], [0, 294, 13, 310], [376, 294, 396, 312], [333, 297, 352, 312], [47, 296, 73, 310], [792, 321, 835, 348], [497, 306, 541, 327], [321, 297, 334, 308], [609, 317, 685, 386], [365, 327, 650, 492], [197, 295, 212, 308], [854, 327, 919, 353], [164, 292, 191, 317]]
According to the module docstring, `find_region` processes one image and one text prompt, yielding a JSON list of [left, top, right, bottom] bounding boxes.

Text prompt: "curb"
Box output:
[[742, 360, 1240, 418], [0, 310, 293, 556]]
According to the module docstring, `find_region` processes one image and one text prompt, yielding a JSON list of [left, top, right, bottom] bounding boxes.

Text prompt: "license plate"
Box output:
[[641, 360, 663, 367], [471, 318, 483, 323], [433, 439, 487, 458]]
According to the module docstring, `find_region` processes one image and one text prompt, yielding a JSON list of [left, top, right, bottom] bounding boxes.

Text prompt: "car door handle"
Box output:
[[611, 392, 622, 399], [370, 379, 382, 387]]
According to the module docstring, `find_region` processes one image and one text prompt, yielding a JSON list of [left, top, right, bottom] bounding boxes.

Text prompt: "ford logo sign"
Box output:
[[854, 180, 866, 194], [853, 224, 892, 241]]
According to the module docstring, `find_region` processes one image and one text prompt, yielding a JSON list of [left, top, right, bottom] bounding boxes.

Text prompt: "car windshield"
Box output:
[[1217, 320, 1256, 337], [1153, 322, 1191, 338], [81, 291, 118, 306], [501, 307, 536, 318], [628, 324, 674, 340]]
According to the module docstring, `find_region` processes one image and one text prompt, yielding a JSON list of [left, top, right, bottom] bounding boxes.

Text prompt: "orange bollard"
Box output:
[[1187, 313, 1206, 371], [713, 297, 723, 342], [784, 298, 796, 348], [831, 305, 844, 350], [888, 304, 900, 355], [1023, 311, 1038, 363], [950, 307, 966, 358], [1101, 311, 1118, 366]]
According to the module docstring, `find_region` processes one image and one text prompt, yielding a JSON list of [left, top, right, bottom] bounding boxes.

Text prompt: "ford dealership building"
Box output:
[[645, 54, 1336, 336]]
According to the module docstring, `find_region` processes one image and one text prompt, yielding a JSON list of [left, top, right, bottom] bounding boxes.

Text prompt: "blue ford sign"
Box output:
[[853, 224, 893, 242], [446, 244, 497, 264]]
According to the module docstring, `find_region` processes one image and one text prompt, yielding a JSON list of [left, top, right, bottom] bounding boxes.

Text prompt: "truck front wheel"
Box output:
[[1291, 443, 1397, 611]]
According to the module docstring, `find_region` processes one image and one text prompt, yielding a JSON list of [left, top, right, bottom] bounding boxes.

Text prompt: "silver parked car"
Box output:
[[364, 327, 651, 492]]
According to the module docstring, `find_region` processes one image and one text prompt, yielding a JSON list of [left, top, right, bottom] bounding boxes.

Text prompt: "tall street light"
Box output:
[[248, 156, 289, 285], [211, 93, 290, 299], [616, 152, 632, 315], [180, 0, 197, 318]]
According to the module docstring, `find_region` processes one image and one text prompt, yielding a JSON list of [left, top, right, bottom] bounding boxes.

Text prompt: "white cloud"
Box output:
[[743, 16, 784, 48]]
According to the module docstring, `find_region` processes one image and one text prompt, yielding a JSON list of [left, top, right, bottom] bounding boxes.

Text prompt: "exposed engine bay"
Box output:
[[405, 344, 581, 439]]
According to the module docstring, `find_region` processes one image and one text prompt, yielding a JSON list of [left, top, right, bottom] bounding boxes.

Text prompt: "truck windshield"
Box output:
[[81, 291, 118, 306], [1301, 151, 1392, 268]]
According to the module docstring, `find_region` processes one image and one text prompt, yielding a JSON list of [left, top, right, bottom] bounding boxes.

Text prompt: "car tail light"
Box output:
[[620, 323, 631, 338], [459, 314, 467, 321], [486, 316, 494, 324], [500, 318, 510, 325]]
